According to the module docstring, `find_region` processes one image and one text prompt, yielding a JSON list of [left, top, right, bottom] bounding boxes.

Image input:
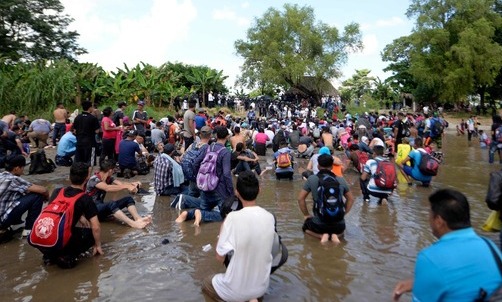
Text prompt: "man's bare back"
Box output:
[[53, 107, 67, 123]]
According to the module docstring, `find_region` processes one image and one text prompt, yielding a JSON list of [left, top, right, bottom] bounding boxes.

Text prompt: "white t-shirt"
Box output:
[[213, 206, 275, 302]]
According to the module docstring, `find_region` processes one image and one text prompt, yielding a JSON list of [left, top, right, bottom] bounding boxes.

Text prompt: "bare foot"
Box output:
[[330, 234, 341, 245], [380, 198, 388, 205], [193, 209, 202, 226], [139, 216, 152, 226], [175, 211, 188, 223], [130, 220, 149, 229], [320, 233, 330, 244]]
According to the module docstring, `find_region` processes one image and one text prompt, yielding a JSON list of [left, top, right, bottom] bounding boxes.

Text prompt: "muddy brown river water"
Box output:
[[0, 131, 499, 301]]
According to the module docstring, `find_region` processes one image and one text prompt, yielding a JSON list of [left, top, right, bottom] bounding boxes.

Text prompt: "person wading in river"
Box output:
[[297, 154, 354, 244]]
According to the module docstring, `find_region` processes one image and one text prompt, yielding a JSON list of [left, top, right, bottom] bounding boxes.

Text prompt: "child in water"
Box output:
[[479, 130, 490, 149]]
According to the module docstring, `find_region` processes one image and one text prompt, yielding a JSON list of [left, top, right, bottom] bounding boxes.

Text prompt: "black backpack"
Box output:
[[486, 171, 502, 211], [29, 150, 56, 174], [316, 170, 344, 223]]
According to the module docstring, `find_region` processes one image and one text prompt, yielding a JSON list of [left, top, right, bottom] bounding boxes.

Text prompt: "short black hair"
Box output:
[[5, 155, 25, 172], [373, 145, 385, 156], [70, 162, 90, 185], [429, 189, 471, 230], [99, 159, 116, 172], [318, 154, 333, 168], [82, 101, 93, 111], [215, 126, 228, 139], [236, 170, 259, 201], [102, 107, 113, 117], [415, 137, 423, 147], [188, 100, 196, 108]]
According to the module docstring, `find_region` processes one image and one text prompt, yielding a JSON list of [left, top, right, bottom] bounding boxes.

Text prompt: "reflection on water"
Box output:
[[0, 133, 499, 301]]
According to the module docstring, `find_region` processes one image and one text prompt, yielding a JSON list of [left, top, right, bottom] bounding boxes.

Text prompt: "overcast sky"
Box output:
[[60, 0, 414, 90]]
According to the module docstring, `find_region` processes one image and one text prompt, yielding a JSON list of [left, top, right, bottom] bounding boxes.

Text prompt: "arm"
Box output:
[[306, 158, 314, 171], [103, 119, 120, 131], [393, 279, 413, 301], [360, 171, 370, 181], [95, 181, 134, 193], [189, 117, 195, 137], [27, 184, 49, 199], [343, 190, 355, 214], [89, 216, 103, 255], [15, 137, 28, 157], [297, 189, 311, 220]]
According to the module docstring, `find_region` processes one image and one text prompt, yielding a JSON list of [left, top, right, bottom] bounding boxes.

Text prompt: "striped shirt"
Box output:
[[0, 172, 32, 222], [363, 157, 394, 194]]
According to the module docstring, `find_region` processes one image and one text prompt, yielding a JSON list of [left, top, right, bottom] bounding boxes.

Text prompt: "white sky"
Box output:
[[60, 0, 414, 90]]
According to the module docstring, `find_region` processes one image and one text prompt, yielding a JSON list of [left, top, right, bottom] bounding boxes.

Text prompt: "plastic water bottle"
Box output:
[[202, 244, 212, 252]]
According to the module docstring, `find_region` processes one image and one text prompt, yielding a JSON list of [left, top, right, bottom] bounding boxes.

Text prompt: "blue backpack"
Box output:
[[181, 142, 208, 181], [196, 144, 224, 191], [315, 170, 344, 223], [430, 118, 443, 138]]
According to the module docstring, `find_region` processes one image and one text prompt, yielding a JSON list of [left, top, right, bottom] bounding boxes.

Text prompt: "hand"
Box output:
[[393, 279, 413, 301], [22, 151, 28, 157], [93, 245, 104, 256], [303, 215, 312, 221]]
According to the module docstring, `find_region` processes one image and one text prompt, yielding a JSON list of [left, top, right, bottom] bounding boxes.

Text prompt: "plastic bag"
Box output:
[[482, 211, 502, 232]]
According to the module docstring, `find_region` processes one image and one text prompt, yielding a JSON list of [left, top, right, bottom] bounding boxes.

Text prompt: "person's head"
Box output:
[[57, 102, 64, 108], [235, 170, 259, 202], [258, 127, 264, 133], [118, 101, 127, 109], [317, 154, 334, 170], [215, 126, 229, 140], [99, 159, 116, 176], [163, 143, 176, 156], [397, 111, 405, 120], [188, 100, 196, 109], [372, 145, 384, 156], [200, 126, 212, 140], [102, 106, 113, 117], [414, 137, 424, 148], [137, 100, 145, 109], [82, 101, 93, 112], [233, 126, 240, 134], [126, 130, 138, 140], [428, 189, 471, 238], [236, 142, 244, 152], [136, 135, 145, 144], [5, 155, 26, 175], [70, 162, 91, 186]]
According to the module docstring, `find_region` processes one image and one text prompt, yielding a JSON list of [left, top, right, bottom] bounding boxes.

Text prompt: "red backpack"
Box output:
[[356, 151, 369, 173], [28, 188, 83, 250], [374, 159, 397, 190], [277, 152, 292, 168]]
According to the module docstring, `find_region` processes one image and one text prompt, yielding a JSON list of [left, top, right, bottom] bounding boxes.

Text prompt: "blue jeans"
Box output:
[[184, 191, 224, 223], [489, 141, 502, 163], [1, 193, 45, 230], [187, 181, 200, 198], [53, 123, 66, 146], [159, 185, 187, 196], [235, 161, 262, 175]]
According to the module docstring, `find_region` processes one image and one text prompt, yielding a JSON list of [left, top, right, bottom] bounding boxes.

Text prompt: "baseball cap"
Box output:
[[200, 126, 212, 134], [137, 100, 145, 106], [318, 147, 331, 156], [198, 108, 206, 113], [127, 130, 138, 137]]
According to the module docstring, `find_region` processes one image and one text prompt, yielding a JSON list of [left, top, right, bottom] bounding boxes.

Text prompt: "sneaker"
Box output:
[[363, 198, 370, 202], [21, 229, 31, 237], [170, 195, 180, 208]]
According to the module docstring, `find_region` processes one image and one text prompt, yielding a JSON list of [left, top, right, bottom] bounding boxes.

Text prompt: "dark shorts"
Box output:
[[302, 217, 345, 235]]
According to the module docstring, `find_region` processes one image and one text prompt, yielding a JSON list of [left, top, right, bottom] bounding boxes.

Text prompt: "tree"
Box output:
[[381, 36, 418, 95], [404, 0, 502, 105], [0, 0, 86, 62], [339, 69, 375, 103], [235, 4, 362, 102], [185, 66, 226, 105]]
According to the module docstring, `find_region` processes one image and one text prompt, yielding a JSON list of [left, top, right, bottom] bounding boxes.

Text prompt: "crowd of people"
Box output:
[[1, 96, 502, 301]]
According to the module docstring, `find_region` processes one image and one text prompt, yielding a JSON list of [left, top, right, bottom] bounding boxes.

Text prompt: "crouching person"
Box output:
[[297, 154, 354, 244], [28, 162, 103, 268], [202, 171, 275, 302], [86, 160, 152, 229], [0, 155, 48, 242], [154, 143, 187, 196]]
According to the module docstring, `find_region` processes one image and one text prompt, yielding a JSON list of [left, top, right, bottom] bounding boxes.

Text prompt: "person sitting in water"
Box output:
[[273, 141, 294, 180], [153, 143, 187, 196], [55, 127, 76, 166], [232, 142, 267, 177], [297, 154, 354, 244], [202, 171, 275, 302], [85, 160, 152, 229], [360, 145, 396, 203], [396, 137, 433, 187]]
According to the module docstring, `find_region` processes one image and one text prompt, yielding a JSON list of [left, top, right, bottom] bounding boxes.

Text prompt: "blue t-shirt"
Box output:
[[408, 149, 433, 182], [118, 140, 140, 168], [412, 228, 502, 301], [57, 131, 76, 157], [194, 115, 207, 130]]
